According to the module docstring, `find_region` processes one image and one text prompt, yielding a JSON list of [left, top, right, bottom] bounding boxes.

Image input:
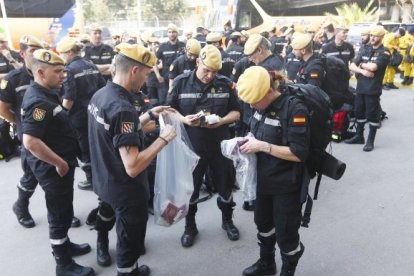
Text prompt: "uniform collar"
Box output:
[[107, 81, 134, 104], [66, 55, 82, 66]]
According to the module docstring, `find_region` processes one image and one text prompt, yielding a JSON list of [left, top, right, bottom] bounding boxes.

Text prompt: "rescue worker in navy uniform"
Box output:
[[321, 25, 355, 65], [0, 35, 44, 228], [57, 37, 106, 191], [206, 32, 235, 78], [83, 24, 115, 81], [167, 45, 241, 247], [194, 26, 207, 48], [292, 33, 325, 88], [0, 33, 22, 80], [88, 44, 176, 275], [21, 49, 93, 275], [346, 26, 390, 152], [226, 32, 245, 62], [168, 38, 201, 89], [244, 34, 283, 71], [154, 23, 186, 105], [237, 66, 309, 276]]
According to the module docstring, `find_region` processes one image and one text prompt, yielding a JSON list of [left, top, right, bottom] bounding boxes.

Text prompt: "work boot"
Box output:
[[280, 243, 305, 276], [382, 84, 390, 90], [363, 125, 378, 152], [69, 241, 91, 257], [85, 207, 98, 226], [181, 223, 198, 248], [407, 77, 413, 85], [55, 253, 95, 276], [12, 201, 35, 228], [387, 82, 399, 89], [137, 265, 150, 276], [217, 197, 239, 240], [242, 259, 276, 276], [97, 230, 111, 267], [242, 200, 255, 211], [71, 216, 81, 228], [77, 180, 93, 191], [401, 76, 409, 85], [344, 122, 365, 144]]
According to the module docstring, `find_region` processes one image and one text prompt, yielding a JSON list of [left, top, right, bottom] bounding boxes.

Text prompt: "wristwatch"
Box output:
[[148, 110, 156, 120]]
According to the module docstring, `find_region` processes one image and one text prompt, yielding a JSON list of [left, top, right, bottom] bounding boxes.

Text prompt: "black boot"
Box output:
[[217, 197, 239, 241], [280, 242, 305, 276], [363, 125, 378, 152], [401, 76, 409, 85], [407, 77, 413, 85], [71, 216, 81, 228], [68, 241, 91, 257], [387, 82, 399, 89], [242, 200, 255, 211], [97, 231, 111, 267], [54, 253, 95, 276], [12, 188, 35, 228], [181, 205, 198, 248], [78, 164, 93, 191], [243, 234, 277, 276], [344, 122, 365, 144]]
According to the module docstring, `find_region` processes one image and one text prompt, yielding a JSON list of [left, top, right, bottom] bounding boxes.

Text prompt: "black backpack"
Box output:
[[281, 84, 346, 227], [0, 119, 16, 161], [320, 55, 353, 110]]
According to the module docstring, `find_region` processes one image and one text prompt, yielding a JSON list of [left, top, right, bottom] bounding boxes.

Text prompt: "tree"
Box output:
[[324, 0, 380, 27], [81, 0, 136, 22], [141, 0, 188, 22]]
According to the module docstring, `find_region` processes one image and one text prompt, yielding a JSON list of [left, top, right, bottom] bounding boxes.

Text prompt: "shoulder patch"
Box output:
[[122, 122, 134, 134], [169, 64, 174, 71], [293, 116, 306, 125], [310, 72, 319, 79], [33, 108, 46, 121], [0, 79, 8, 90]]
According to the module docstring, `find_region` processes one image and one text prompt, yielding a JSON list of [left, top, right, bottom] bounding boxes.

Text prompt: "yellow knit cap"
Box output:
[[199, 45, 222, 71], [237, 66, 270, 104]]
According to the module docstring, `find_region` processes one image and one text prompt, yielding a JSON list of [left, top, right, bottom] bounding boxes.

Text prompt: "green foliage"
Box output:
[[141, 0, 188, 21], [324, 0, 380, 27]]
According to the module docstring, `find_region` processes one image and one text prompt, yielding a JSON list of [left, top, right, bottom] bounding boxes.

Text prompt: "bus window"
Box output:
[[239, 11, 251, 29]]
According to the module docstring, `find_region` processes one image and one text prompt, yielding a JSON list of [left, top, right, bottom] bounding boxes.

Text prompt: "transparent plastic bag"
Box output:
[[154, 112, 199, 226], [220, 132, 257, 202]]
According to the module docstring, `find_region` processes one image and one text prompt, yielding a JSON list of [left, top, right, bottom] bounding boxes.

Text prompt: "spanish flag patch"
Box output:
[[310, 73, 318, 78], [293, 116, 306, 125]]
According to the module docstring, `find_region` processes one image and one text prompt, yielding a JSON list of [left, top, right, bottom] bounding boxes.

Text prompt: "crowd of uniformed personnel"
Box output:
[[0, 18, 410, 276]]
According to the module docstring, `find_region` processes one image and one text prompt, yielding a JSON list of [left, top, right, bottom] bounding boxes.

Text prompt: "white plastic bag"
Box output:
[[221, 133, 257, 202], [154, 112, 199, 226]]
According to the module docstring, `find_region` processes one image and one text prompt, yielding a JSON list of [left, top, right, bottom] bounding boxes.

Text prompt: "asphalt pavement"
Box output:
[[1, 83, 414, 276]]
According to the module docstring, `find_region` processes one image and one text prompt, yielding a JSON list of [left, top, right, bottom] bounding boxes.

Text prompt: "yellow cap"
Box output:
[[291, 31, 302, 40], [118, 44, 156, 68], [19, 35, 44, 48], [141, 30, 153, 42], [199, 45, 222, 71], [283, 27, 294, 37], [370, 26, 386, 37], [230, 31, 242, 38], [89, 23, 102, 32], [361, 28, 371, 36], [291, 33, 312, 50], [78, 33, 90, 42], [237, 66, 270, 104], [241, 30, 250, 38], [114, 42, 130, 53], [206, 32, 222, 42], [186, 38, 201, 55], [33, 49, 65, 65], [184, 29, 193, 35], [56, 37, 78, 53], [335, 25, 349, 31], [222, 18, 231, 27], [42, 41, 51, 50], [244, 34, 263, 56], [168, 23, 178, 32], [305, 26, 316, 33], [323, 22, 333, 28], [0, 33, 6, 41], [148, 37, 159, 43]]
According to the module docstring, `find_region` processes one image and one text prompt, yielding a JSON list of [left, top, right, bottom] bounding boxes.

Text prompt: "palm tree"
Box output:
[[324, 0, 380, 27]]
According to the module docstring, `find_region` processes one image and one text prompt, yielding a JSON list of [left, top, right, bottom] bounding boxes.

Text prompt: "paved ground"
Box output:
[[1, 83, 414, 276]]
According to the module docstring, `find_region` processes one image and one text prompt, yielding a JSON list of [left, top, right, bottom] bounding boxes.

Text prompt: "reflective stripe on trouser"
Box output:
[[254, 192, 302, 254], [354, 94, 381, 124], [115, 203, 148, 271], [117, 260, 138, 274]]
